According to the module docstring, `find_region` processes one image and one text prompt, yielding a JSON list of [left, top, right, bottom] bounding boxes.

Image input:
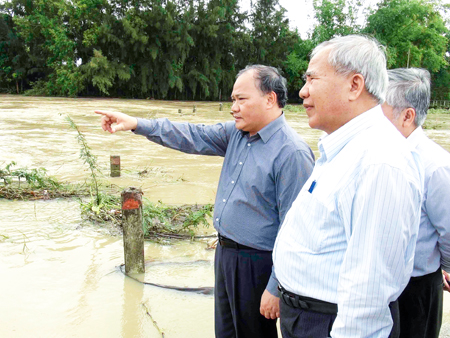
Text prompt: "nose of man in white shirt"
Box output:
[[382, 67, 450, 338], [273, 35, 424, 338]]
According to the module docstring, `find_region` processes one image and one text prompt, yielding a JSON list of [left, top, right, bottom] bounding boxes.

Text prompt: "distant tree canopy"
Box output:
[[0, 0, 449, 100]]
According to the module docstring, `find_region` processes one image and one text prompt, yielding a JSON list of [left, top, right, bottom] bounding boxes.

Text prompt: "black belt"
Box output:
[[278, 284, 338, 315], [218, 234, 257, 250]]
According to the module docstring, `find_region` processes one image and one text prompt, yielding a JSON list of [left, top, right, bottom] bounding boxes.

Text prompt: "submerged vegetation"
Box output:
[[0, 159, 214, 239], [81, 193, 213, 240], [0, 117, 214, 240], [66, 115, 101, 205], [0, 161, 84, 199]]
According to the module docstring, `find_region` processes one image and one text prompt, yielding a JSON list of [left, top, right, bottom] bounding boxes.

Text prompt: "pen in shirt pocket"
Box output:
[[308, 180, 317, 193]]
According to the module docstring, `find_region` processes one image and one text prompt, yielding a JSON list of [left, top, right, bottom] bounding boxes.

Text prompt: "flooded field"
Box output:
[[1, 94, 450, 337]]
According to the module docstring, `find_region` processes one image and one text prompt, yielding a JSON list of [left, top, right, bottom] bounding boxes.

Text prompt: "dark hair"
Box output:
[[237, 65, 288, 108]]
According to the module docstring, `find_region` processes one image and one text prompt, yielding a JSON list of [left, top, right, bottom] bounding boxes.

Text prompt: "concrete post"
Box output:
[[110, 155, 120, 177], [121, 187, 145, 274]]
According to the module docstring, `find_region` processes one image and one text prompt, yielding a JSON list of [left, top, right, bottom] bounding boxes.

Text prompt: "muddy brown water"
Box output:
[[1, 94, 450, 337]]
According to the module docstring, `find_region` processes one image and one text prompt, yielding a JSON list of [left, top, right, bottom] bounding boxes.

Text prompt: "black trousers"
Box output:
[[398, 267, 443, 338], [214, 243, 278, 338], [279, 293, 400, 338]]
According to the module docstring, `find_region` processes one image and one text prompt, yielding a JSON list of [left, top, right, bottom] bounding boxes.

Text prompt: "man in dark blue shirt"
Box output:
[[96, 65, 314, 338]]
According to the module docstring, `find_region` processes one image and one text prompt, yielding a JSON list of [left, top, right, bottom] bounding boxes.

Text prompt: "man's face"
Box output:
[[382, 103, 403, 131], [231, 70, 269, 136], [299, 49, 351, 134]]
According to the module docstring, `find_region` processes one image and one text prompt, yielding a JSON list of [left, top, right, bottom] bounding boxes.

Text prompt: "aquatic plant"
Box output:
[[65, 115, 101, 205], [0, 161, 81, 199], [142, 201, 213, 238], [80, 192, 213, 240]]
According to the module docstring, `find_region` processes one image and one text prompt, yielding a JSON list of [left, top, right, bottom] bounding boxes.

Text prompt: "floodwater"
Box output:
[[1, 94, 450, 337]]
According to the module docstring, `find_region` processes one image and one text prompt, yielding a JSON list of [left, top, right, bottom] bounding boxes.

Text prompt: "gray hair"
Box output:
[[385, 68, 431, 127], [311, 35, 388, 104], [237, 65, 288, 108]]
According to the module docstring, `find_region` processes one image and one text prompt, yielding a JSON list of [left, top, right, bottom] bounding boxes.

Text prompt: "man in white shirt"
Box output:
[[273, 35, 423, 338], [382, 67, 450, 338]]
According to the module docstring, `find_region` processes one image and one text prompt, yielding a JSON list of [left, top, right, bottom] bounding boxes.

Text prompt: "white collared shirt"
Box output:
[[407, 126, 450, 276], [273, 105, 423, 338]]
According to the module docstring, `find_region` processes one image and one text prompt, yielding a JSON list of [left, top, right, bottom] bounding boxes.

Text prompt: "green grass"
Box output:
[[428, 108, 450, 114], [284, 104, 305, 113]]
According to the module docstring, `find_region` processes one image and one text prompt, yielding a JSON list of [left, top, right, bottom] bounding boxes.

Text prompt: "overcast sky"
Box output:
[[239, 0, 432, 39]]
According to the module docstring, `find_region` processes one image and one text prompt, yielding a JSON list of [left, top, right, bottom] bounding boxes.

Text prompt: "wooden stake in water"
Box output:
[[110, 155, 120, 177], [121, 187, 145, 274]]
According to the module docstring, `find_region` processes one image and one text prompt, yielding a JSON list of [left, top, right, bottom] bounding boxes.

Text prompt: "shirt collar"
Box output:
[[318, 105, 383, 162], [407, 126, 424, 149], [255, 113, 286, 143]]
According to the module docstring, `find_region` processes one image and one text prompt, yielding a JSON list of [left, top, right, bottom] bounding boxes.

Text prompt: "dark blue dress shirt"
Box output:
[[134, 113, 315, 294]]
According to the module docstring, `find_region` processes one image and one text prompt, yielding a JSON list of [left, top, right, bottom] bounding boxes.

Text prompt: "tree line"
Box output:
[[0, 0, 449, 101]]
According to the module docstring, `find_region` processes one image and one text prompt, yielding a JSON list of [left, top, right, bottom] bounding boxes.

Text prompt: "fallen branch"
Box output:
[[142, 303, 165, 338]]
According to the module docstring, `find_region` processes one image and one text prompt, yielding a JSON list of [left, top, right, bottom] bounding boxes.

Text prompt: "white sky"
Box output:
[[240, 0, 450, 39]]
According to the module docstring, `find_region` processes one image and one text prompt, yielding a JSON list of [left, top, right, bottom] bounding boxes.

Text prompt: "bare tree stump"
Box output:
[[121, 187, 145, 274], [110, 155, 120, 177]]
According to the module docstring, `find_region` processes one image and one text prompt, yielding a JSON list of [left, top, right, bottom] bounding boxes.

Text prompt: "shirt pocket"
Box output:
[[292, 188, 346, 254]]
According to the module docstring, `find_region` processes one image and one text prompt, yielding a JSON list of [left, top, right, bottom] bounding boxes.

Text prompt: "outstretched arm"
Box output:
[[95, 110, 137, 133], [95, 110, 230, 156]]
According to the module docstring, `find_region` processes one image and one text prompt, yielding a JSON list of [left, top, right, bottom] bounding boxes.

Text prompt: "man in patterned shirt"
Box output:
[[383, 67, 450, 338], [273, 35, 423, 338]]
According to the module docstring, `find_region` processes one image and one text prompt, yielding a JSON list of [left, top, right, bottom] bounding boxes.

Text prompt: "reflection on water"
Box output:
[[0, 199, 214, 337], [1, 95, 450, 337]]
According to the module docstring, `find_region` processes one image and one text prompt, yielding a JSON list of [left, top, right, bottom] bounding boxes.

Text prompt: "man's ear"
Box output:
[[266, 91, 278, 109], [348, 73, 365, 101], [401, 108, 416, 128]]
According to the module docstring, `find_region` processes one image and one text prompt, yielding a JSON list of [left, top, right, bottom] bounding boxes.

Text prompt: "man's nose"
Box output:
[[231, 101, 239, 112], [299, 84, 309, 100]]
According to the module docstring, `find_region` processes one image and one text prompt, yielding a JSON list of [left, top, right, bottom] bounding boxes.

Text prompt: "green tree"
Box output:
[[311, 0, 362, 43], [284, 36, 315, 100], [247, 0, 296, 68], [0, 8, 28, 93], [365, 0, 448, 72], [183, 0, 246, 100]]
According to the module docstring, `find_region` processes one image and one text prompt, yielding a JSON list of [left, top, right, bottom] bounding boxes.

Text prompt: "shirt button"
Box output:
[[239, 162, 243, 165], [231, 181, 235, 184], [215, 218, 219, 222], [247, 143, 251, 147], [223, 199, 226, 202]]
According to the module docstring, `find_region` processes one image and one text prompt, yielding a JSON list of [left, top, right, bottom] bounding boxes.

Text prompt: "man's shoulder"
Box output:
[[350, 118, 411, 166], [415, 134, 450, 170], [273, 124, 312, 154]]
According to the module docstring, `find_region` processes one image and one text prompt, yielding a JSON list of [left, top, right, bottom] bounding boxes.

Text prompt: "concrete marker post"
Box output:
[[121, 187, 145, 274], [110, 155, 121, 177]]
